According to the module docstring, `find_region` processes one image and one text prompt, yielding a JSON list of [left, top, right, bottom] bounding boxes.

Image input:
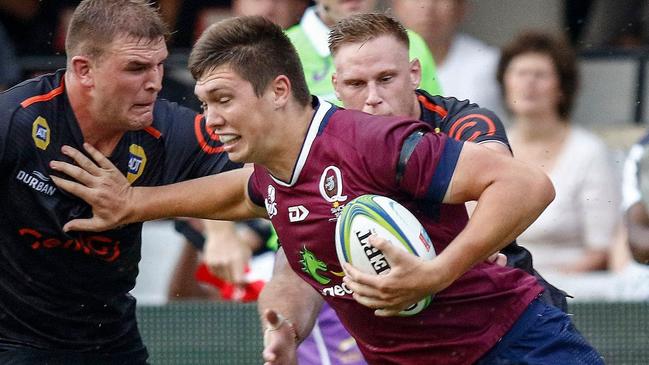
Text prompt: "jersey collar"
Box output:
[[269, 96, 333, 187]]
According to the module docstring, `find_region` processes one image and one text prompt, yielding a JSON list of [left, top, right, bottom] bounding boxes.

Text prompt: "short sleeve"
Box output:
[[399, 132, 464, 203]]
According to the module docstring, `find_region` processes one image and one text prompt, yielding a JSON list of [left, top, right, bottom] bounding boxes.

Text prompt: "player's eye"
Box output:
[[380, 76, 393, 83]]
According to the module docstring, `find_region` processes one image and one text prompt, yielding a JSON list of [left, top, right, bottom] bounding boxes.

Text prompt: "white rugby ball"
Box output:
[[335, 194, 436, 316]]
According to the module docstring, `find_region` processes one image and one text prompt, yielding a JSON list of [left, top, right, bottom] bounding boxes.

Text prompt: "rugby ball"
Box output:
[[335, 194, 436, 316]]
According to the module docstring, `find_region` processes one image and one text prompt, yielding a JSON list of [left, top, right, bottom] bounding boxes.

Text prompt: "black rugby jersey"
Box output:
[[0, 69, 241, 352], [415, 90, 568, 309], [415, 89, 510, 148]]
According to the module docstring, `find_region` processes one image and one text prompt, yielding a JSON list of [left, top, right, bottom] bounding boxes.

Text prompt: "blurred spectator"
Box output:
[[392, 0, 505, 119], [157, 0, 230, 50], [497, 31, 621, 275], [232, 0, 309, 29], [623, 133, 649, 265], [0, 22, 20, 90], [579, 0, 649, 49], [288, 0, 442, 102], [0, 0, 77, 56]]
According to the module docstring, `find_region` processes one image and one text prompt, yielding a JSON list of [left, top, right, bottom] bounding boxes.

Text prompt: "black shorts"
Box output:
[[0, 346, 149, 365]]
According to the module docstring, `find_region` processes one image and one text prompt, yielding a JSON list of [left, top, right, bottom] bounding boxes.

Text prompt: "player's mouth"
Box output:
[[133, 102, 154, 111], [218, 134, 241, 148]]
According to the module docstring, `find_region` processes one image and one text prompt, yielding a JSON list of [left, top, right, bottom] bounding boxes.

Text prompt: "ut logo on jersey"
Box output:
[[319, 166, 347, 221], [32, 117, 50, 150], [127, 144, 147, 183]]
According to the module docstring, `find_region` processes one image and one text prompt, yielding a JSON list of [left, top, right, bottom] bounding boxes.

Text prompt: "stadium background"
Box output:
[[6, 0, 648, 363]]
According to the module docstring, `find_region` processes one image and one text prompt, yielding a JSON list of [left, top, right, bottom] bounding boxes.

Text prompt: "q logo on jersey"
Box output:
[[32, 117, 50, 150], [319, 166, 348, 220], [127, 144, 147, 183]]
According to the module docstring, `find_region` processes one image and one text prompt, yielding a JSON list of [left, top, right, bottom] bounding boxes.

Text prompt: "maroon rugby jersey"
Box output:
[[248, 98, 542, 364]]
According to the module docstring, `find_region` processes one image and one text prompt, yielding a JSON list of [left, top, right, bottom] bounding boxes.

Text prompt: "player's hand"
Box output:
[[202, 220, 252, 285], [342, 234, 444, 317], [262, 309, 298, 365], [487, 252, 508, 266], [50, 143, 133, 232]]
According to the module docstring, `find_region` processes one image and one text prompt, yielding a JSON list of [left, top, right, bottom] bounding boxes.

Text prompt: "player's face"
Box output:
[[502, 52, 562, 119], [89, 34, 167, 131], [332, 35, 421, 118], [194, 65, 274, 164], [316, 0, 377, 25]]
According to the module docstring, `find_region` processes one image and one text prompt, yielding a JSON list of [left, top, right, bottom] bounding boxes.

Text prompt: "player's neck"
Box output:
[[65, 74, 124, 156], [264, 103, 315, 182]]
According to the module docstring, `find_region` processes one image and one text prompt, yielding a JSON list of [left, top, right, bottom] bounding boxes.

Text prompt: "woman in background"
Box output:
[[497, 31, 620, 275]]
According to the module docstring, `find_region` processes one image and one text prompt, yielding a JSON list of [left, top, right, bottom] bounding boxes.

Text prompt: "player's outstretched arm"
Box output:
[[259, 248, 323, 365], [50, 143, 263, 232]]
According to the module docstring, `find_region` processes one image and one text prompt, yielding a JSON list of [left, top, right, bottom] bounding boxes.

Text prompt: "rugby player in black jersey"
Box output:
[[0, 1, 240, 363]]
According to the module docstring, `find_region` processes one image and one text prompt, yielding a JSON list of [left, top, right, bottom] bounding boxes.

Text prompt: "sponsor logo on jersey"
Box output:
[[19, 227, 121, 262], [16, 170, 56, 196], [126, 144, 147, 183], [288, 205, 309, 222], [319, 166, 347, 221], [321, 282, 354, 297], [265, 185, 278, 219], [32, 116, 50, 150], [299, 246, 331, 284], [298, 246, 345, 288]]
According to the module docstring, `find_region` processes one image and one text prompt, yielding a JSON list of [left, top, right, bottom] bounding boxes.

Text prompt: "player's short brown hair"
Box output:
[[188, 16, 311, 106], [497, 31, 578, 119], [328, 13, 409, 56], [66, 0, 169, 62]]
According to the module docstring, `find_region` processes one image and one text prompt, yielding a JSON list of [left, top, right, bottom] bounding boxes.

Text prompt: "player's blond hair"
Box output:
[[328, 13, 409, 56]]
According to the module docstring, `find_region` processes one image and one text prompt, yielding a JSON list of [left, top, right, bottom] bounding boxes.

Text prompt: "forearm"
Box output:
[[434, 164, 554, 288], [628, 222, 649, 263], [625, 203, 649, 264], [126, 168, 261, 223], [258, 249, 323, 342], [565, 249, 608, 272]]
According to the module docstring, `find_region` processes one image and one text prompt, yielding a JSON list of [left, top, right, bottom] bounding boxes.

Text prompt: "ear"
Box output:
[[270, 75, 291, 108], [69, 55, 94, 87], [332, 73, 342, 101], [409, 58, 422, 90]]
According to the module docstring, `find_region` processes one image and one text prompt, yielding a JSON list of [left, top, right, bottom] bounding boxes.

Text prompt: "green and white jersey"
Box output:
[[286, 7, 442, 104]]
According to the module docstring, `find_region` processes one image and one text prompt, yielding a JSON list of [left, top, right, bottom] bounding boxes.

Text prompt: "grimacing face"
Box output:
[[88, 35, 167, 132], [194, 64, 277, 164], [332, 34, 421, 118]]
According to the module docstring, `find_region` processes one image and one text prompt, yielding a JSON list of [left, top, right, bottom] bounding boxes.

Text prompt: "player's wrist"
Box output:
[[264, 313, 300, 344]]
